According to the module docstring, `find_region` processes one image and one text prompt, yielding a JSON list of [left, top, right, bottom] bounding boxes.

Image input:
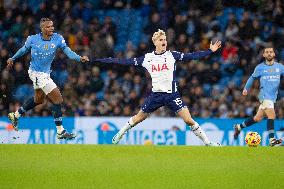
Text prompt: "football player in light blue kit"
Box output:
[[234, 47, 283, 146], [7, 18, 89, 140]]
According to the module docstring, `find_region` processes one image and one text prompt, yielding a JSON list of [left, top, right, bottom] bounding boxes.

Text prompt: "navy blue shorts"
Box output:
[[141, 92, 187, 113]]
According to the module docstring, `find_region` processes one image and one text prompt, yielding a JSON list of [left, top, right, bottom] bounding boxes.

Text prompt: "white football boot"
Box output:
[[112, 130, 127, 144], [206, 142, 222, 146]]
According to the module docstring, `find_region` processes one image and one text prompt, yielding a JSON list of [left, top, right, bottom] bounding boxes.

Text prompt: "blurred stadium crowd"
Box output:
[[1, 0, 284, 118]]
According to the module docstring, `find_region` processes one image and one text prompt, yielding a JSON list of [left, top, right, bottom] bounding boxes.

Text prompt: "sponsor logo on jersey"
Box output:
[[151, 63, 169, 72], [262, 75, 280, 80]]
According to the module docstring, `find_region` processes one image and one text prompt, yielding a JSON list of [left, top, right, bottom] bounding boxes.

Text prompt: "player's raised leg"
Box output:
[[264, 108, 283, 146], [8, 89, 44, 131], [233, 108, 264, 139], [47, 87, 75, 140], [177, 108, 220, 146], [112, 92, 163, 144], [112, 110, 149, 144]]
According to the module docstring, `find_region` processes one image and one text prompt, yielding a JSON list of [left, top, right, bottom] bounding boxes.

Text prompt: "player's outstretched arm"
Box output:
[[243, 76, 254, 96], [62, 47, 89, 63], [95, 56, 145, 66], [7, 47, 30, 69], [58, 34, 89, 63], [174, 40, 222, 61], [7, 37, 32, 69], [243, 65, 261, 95]]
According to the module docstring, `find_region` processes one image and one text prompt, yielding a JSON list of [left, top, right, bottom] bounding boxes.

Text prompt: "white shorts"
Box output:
[[259, 99, 274, 110], [28, 70, 57, 94]]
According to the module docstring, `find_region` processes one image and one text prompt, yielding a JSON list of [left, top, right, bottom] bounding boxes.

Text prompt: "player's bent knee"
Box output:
[[268, 115, 276, 120], [56, 97, 63, 104], [47, 90, 63, 104]]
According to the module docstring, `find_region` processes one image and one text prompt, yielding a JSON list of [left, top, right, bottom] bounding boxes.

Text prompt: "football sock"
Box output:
[[240, 117, 256, 129], [15, 98, 38, 118], [56, 126, 65, 134], [120, 117, 135, 134], [51, 104, 63, 127], [267, 119, 274, 139], [191, 122, 210, 145]]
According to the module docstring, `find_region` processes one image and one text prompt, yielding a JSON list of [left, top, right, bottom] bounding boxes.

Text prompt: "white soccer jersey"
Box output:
[[141, 51, 178, 93], [95, 49, 212, 93]]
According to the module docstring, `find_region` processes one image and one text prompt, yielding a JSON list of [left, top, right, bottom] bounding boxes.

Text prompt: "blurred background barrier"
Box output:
[[0, 117, 283, 146]]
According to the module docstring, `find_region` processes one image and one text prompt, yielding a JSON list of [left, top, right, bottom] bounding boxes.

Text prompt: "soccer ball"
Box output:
[[245, 132, 261, 147]]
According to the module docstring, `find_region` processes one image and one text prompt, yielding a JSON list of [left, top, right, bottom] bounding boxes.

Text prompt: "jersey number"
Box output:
[[173, 98, 183, 106]]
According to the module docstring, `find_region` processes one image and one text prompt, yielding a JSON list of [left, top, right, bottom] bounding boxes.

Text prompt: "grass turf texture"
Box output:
[[0, 145, 283, 189]]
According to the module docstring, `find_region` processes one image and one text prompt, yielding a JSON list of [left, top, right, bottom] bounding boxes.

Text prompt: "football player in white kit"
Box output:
[[96, 29, 222, 145]]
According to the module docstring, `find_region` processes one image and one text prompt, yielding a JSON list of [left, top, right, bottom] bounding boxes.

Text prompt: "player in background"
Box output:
[[95, 29, 222, 146], [7, 18, 89, 140], [234, 47, 283, 146]]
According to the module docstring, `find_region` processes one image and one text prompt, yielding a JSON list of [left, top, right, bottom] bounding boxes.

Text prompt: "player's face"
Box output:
[[154, 36, 167, 52], [41, 21, 54, 36], [263, 48, 275, 62]]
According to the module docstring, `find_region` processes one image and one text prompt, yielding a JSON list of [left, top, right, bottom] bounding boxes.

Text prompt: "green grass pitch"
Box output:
[[0, 145, 283, 189]]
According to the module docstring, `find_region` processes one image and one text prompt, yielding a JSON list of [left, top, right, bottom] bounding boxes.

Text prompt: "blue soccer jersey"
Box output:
[[244, 62, 284, 102], [12, 33, 81, 73]]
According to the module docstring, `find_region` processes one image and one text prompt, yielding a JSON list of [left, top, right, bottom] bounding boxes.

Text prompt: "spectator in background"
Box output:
[[1, 0, 284, 119], [89, 66, 104, 93], [222, 41, 238, 61], [12, 62, 28, 88], [144, 12, 162, 35]]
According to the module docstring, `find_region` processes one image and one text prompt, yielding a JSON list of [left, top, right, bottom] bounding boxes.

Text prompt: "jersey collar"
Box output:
[[40, 33, 53, 41], [264, 61, 275, 66], [154, 50, 166, 55]]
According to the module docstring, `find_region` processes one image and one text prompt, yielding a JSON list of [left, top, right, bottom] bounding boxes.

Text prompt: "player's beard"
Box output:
[[265, 56, 274, 62]]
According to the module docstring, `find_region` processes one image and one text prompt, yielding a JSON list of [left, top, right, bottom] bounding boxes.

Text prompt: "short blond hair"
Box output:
[[152, 29, 166, 43]]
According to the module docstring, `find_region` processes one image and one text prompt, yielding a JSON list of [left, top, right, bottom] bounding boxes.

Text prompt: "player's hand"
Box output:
[[209, 40, 222, 52], [80, 56, 89, 63], [242, 89, 248, 96], [6, 58, 14, 69]]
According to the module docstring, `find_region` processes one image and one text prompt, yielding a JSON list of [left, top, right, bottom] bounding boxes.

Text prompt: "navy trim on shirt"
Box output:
[[154, 50, 166, 55]]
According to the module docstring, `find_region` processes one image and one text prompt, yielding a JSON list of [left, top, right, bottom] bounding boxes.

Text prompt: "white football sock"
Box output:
[[56, 125, 65, 134], [120, 117, 135, 134], [191, 122, 210, 145]]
